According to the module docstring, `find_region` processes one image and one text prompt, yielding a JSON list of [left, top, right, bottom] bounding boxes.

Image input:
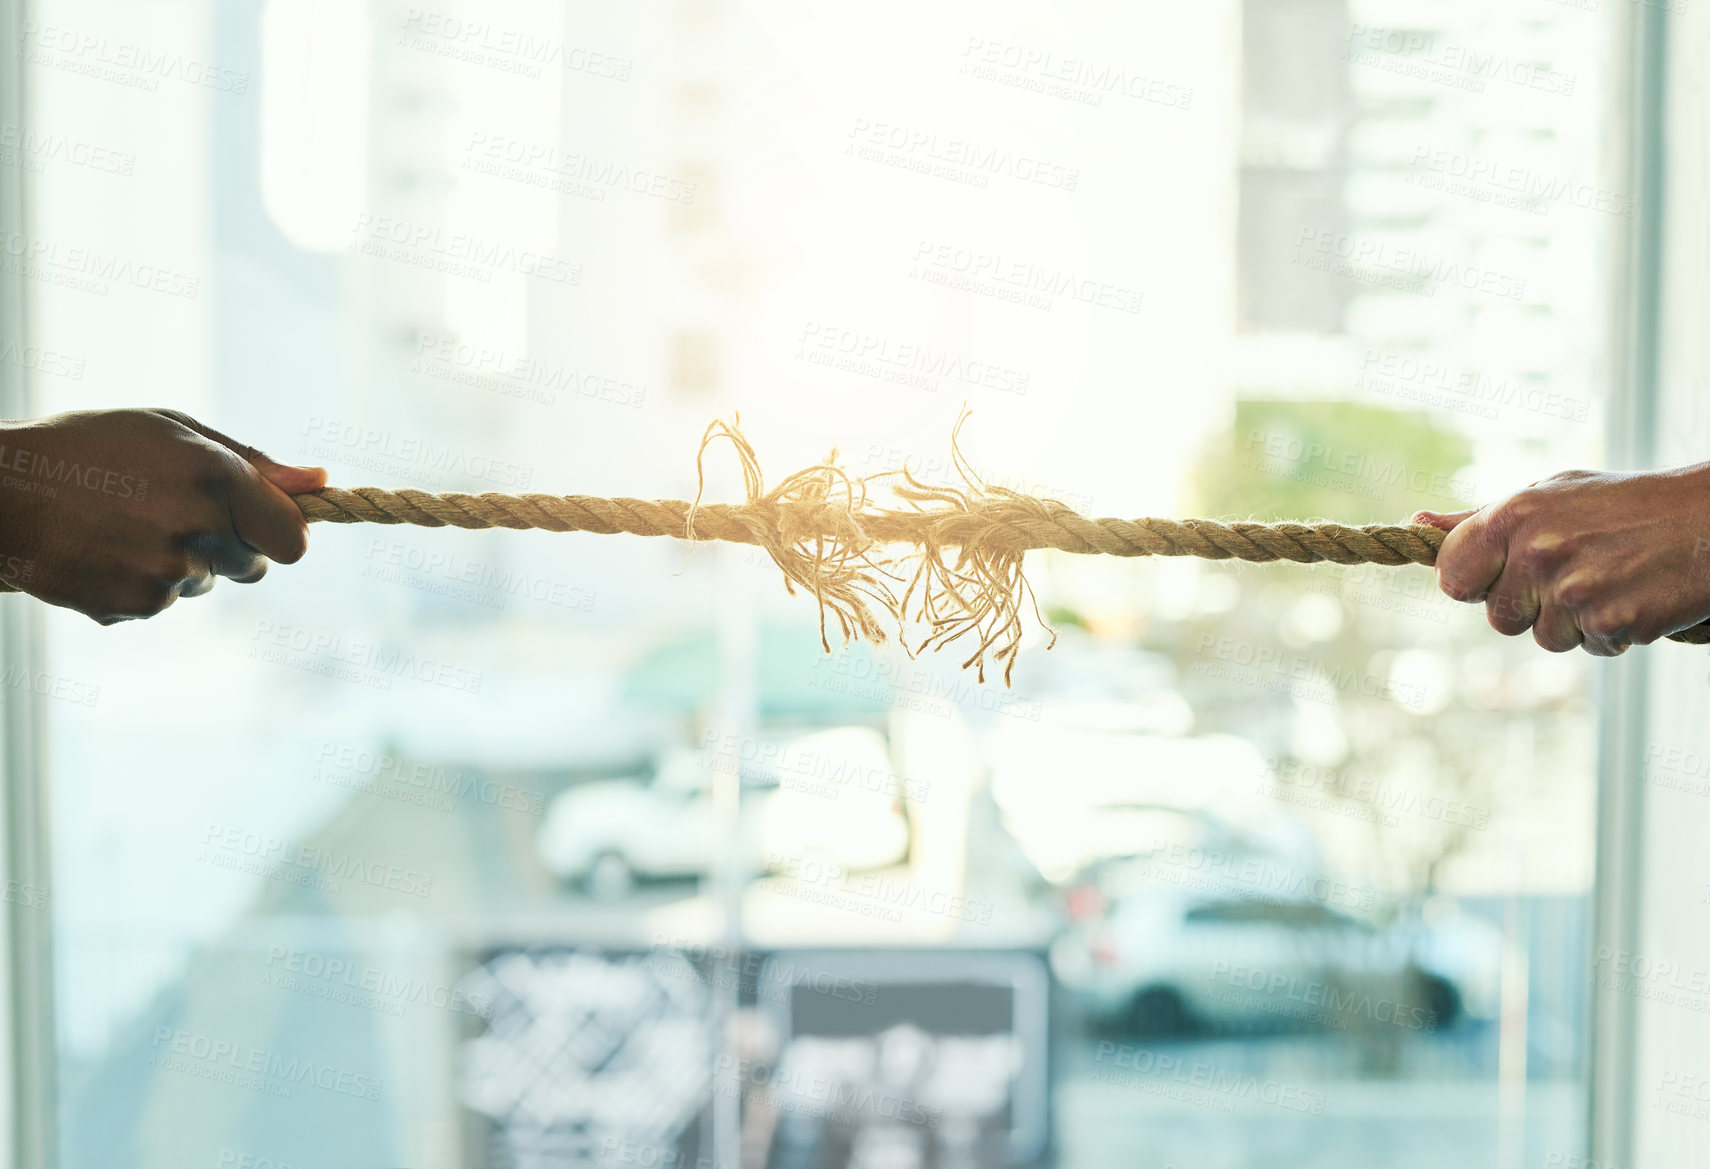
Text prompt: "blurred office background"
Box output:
[[6, 0, 1652, 1166]]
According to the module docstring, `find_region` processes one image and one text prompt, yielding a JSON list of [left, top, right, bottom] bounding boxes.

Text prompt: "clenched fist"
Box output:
[[0, 408, 325, 624], [1414, 465, 1710, 656]]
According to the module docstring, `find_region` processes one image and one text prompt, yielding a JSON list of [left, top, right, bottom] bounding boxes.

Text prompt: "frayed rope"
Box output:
[[287, 412, 1710, 678]]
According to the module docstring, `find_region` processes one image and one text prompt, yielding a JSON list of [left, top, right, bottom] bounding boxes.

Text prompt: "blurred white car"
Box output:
[[1051, 881, 1501, 1036], [986, 726, 1320, 883], [538, 726, 911, 897]]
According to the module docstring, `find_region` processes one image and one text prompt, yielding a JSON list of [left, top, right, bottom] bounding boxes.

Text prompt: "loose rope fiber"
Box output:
[[10, 417, 1708, 674]]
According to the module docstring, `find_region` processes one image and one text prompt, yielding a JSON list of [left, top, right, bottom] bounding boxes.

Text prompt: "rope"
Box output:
[[11, 417, 1708, 674], [285, 414, 1710, 678], [296, 487, 1449, 564]]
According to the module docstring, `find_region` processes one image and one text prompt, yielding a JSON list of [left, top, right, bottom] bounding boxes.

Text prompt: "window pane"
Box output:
[[20, 1, 1620, 1166]]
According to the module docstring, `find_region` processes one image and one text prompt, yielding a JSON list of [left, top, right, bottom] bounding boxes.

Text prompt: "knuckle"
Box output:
[[1554, 577, 1595, 611], [1487, 603, 1532, 637], [274, 521, 309, 565], [1628, 622, 1664, 647], [192, 440, 244, 478], [1437, 570, 1483, 604], [149, 407, 196, 431], [1579, 610, 1629, 643], [129, 578, 178, 618], [1510, 539, 1543, 573], [1491, 492, 1537, 529], [1513, 535, 1568, 581], [157, 557, 194, 584]]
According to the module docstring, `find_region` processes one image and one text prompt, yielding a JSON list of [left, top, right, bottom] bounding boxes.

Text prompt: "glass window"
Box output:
[[17, 1, 1624, 1166]]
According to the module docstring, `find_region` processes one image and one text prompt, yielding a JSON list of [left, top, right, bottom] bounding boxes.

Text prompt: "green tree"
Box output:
[[1189, 400, 1477, 524]]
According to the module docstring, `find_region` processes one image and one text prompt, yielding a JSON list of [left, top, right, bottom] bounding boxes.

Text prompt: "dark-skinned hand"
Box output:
[[0, 408, 325, 624]]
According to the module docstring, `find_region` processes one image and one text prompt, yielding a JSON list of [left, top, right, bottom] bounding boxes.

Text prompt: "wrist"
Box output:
[[0, 421, 43, 557]]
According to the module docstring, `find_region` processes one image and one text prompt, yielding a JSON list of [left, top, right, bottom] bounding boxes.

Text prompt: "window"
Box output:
[[11, 2, 1632, 1166]]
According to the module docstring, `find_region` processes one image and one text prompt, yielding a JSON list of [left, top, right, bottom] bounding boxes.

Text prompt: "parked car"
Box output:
[[538, 726, 911, 897], [986, 725, 1320, 884], [1051, 877, 1501, 1037]]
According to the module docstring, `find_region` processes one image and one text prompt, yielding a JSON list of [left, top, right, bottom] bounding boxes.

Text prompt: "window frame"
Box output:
[[0, 3, 60, 1167], [1589, 3, 1669, 1166]]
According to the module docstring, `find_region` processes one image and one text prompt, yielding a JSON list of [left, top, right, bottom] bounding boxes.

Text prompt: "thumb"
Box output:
[[153, 409, 327, 494], [253, 456, 328, 496], [1411, 507, 1478, 532]]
